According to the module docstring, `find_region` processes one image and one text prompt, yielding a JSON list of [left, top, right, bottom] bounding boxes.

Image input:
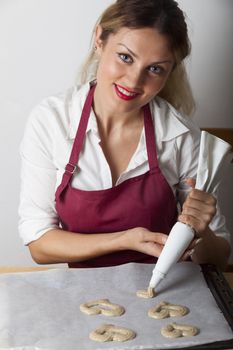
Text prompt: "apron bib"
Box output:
[[55, 84, 177, 267]]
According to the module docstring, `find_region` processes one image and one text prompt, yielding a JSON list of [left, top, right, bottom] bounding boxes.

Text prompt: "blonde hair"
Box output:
[[79, 0, 195, 116], [158, 63, 195, 115]]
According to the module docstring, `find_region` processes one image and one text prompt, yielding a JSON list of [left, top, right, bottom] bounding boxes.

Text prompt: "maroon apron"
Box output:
[[55, 84, 177, 268]]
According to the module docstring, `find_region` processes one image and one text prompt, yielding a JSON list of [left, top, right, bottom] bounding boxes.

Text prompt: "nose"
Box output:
[[126, 67, 146, 90]]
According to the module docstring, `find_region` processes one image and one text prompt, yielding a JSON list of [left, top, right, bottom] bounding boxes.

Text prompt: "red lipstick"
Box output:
[[114, 84, 139, 101]]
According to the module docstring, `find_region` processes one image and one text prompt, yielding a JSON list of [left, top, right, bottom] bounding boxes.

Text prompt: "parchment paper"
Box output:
[[0, 262, 232, 350]]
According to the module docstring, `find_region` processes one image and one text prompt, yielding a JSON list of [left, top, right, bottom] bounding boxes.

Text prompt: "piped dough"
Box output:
[[148, 301, 189, 319], [136, 287, 156, 298], [89, 324, 136, 342], [161, 322, 199, 338], [80, 298, 125, 316]]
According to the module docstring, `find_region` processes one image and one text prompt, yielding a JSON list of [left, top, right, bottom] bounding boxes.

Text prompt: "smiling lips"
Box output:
[[114, 84, 140, 101]]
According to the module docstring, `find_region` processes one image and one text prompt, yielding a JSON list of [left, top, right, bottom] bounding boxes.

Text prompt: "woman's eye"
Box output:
[[149, 65, 164, 75], [118, 53, 133, 63]]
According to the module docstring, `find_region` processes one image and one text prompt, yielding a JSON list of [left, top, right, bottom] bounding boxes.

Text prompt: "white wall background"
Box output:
[[0, 0, 232, 267]]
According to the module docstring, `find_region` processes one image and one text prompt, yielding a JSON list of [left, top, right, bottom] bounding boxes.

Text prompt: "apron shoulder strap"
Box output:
[[60, 84, 96, 190], [143, 104, 159, 171]]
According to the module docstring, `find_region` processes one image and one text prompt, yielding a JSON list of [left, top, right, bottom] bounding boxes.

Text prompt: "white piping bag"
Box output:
[[149, 131, 232, 290]]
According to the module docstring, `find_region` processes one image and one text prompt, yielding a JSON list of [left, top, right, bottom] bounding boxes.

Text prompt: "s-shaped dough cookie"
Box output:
[[89, 324, 136, 342], [80, 298, 125, 316], [161, 322, 199, 338], [136, 287, 156, 298], [148, 301, 189, 319]]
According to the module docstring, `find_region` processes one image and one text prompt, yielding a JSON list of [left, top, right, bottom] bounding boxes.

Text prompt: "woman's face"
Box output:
[[94, 26, 174, 116]]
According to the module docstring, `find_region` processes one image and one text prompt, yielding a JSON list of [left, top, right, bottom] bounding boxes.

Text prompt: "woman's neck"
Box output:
[[93, 86, 143, 133]]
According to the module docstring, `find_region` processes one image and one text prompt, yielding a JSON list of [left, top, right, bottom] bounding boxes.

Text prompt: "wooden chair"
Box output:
[[201, 128, 233, 149]]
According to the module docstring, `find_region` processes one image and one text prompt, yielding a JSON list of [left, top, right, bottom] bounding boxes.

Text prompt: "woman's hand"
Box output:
[[181, 227, 230, 270], [179, 178, 231, 269], [122, 227, 168, 258], [178, 178, 217, 236]]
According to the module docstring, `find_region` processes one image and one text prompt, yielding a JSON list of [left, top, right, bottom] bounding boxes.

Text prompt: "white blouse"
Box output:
[[18, 82, 230, 245]]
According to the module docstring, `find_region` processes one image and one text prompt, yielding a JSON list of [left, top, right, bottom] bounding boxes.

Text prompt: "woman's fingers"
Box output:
[[181, 250, 193, 261], [189, 238, 203, 249], [126, 228, 167, 258], [179, 206, 215, 233], [140, 230, 168, 256], [143, 241, 165, 258], [186, 189, 217, 208], [181, 238, 203, 261], [185, 178, 196, 188], [143, 230, 168, 245], [179, 214, 208, 234], [180, 181, 217, 234]]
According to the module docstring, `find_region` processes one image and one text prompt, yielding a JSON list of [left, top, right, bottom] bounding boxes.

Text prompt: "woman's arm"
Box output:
[[179, 178, 231, 270], [28, 227, 168, 264]]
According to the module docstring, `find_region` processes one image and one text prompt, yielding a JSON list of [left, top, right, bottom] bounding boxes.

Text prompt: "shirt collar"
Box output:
[[126, 98, 190, 171], [151, 96, 189, 142]]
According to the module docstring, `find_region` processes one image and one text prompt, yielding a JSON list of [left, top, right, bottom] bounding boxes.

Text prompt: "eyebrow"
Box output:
[[117, 43, 173, 65]]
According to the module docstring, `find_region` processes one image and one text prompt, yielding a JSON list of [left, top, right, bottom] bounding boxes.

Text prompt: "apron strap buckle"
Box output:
[[65, 162, 77, 174]]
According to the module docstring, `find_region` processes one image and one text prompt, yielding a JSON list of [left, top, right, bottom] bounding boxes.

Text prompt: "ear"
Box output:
[[94, 25, 103, 52]]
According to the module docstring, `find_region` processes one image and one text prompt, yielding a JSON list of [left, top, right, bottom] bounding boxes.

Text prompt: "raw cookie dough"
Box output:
[[89, 324, 136, 342], [80, 299, 125, 316], [148, 301, 189, 319], [136, 287, 156, 298], [161, 322, 199, 338]]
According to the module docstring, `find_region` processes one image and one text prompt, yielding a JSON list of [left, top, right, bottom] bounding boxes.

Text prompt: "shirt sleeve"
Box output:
[[18, 104, 60, 245], [175, 125, 231, 244]]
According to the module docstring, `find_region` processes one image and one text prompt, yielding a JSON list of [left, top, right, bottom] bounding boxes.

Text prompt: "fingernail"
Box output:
[[194, 238, 203, 246], [188, 249, 194, 256], [178, 215, 185, 222]]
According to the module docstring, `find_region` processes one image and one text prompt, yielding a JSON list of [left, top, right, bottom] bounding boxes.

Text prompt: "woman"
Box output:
[[19, 0, 231, 269]]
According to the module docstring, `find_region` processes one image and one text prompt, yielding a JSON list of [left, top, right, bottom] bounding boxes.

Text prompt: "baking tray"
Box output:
[[0, 263, 232, 349], [160, 264, 233, 350]]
